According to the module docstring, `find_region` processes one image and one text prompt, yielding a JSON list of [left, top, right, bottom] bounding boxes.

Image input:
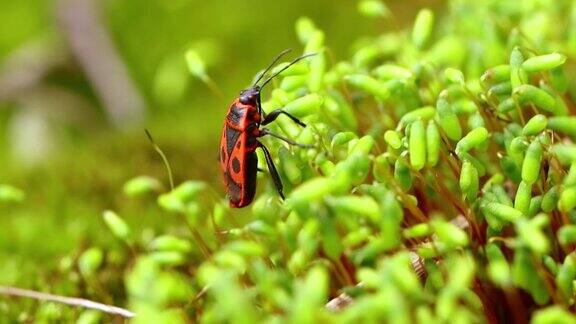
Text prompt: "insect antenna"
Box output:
[[252, 49, 292, 86], [258, 52, 316, 89]]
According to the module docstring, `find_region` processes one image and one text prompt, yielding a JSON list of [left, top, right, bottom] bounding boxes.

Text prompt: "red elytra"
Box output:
[[219, 50, 314, 208]]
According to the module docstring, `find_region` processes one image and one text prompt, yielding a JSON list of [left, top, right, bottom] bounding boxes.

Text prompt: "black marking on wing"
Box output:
[[225, 126, 240, 154], [232, 157, 241, 173]]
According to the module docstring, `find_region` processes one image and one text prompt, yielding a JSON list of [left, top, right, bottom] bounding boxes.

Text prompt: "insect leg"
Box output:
[[258, 141, 285, 199], [259, 128, 314, 148], [261, 109, 306, 127]]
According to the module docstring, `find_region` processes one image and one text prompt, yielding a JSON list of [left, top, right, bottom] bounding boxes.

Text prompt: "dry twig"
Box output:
[[0, 285, 135, 318]]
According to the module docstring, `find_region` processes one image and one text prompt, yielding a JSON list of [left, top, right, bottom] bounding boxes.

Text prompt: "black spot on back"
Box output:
[[225, 126, 240, 153], [232, 157, 241, 173]]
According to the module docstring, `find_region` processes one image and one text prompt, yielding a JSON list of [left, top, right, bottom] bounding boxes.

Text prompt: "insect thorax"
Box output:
[[226, 103, 260, 130]]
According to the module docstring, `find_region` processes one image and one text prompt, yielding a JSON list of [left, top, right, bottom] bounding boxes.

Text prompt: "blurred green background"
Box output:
[[0, 0, 437, 289]]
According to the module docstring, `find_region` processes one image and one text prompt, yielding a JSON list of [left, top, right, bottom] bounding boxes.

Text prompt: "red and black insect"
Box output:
[[220, 49, 314, 208]]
